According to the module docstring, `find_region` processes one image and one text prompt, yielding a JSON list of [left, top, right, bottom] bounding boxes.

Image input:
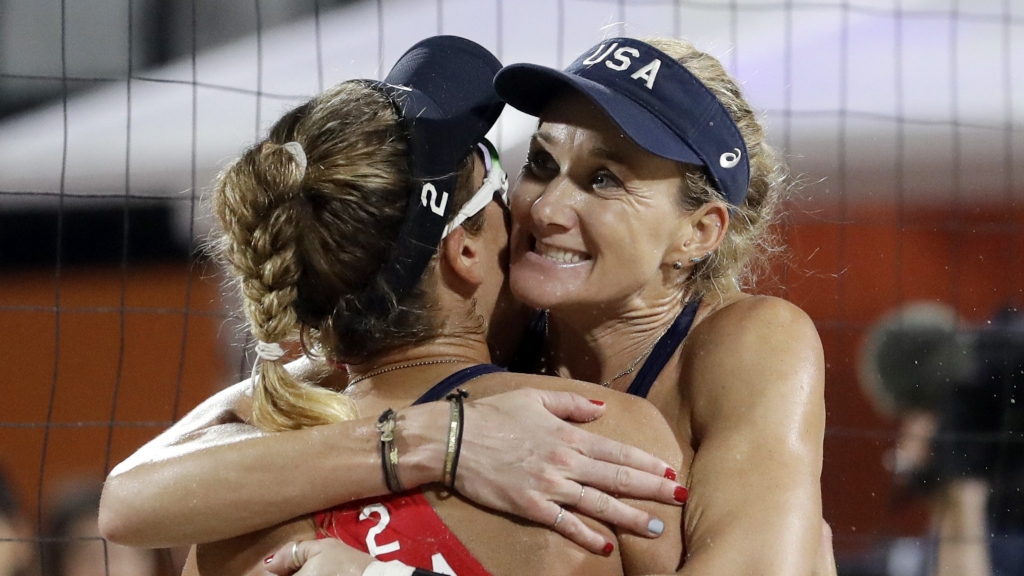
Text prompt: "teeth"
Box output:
[[536, 243, 588, 264]]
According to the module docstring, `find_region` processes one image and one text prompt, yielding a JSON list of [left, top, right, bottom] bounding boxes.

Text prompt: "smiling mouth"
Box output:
[[531, 237, 592, 264]]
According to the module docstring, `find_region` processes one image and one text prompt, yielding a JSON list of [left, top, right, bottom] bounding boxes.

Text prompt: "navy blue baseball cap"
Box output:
[[495, 37, 750, 207], [363, 35, 504, 309]]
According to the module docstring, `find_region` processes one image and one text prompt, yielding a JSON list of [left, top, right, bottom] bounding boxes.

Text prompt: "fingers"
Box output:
[[264, 541, 314, 575], [577, 429, 677, 481], [572, 440, 685, 506], [571, 484, 666, 538], [547, 504, 616, 556], [533, 390, 606, 423]]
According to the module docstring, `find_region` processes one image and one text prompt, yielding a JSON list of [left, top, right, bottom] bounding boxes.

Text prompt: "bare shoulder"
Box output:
[[694, 294, 818, 346], [688, 294, 822, 379], [684, 295, 824, 437]]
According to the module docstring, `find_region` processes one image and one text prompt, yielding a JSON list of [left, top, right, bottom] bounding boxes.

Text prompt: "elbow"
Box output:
[[98, 477, 146, 546]]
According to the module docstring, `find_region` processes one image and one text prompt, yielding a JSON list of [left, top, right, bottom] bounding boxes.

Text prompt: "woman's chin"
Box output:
[[510, 250, 593, 310]]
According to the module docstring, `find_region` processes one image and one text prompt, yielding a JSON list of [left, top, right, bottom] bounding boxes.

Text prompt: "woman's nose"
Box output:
[[529, 177, 578, 231]]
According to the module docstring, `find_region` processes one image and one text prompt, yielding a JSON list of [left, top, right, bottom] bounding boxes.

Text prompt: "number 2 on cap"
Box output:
[[421, 183, 449, 216]]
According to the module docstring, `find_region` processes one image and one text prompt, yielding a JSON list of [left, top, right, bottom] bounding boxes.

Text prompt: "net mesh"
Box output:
[[0, 1, 1021, 574]]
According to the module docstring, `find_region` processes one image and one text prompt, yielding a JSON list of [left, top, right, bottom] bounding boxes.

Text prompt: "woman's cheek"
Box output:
[[510, 184, 536, 219]]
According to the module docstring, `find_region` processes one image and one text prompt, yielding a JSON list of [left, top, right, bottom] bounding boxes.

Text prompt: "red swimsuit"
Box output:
[[316, 365, 503, 576], [316, 491, 491, 576]]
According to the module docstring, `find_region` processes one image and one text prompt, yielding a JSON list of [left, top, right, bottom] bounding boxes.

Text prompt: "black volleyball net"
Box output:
[[0, 1, 1020, 575]]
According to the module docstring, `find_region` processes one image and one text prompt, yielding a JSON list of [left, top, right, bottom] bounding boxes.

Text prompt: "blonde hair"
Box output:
[[213, 81, 479, 432], [642, 37, 790, 300]]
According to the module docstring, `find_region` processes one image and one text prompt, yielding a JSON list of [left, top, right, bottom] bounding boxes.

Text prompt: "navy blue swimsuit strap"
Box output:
[[413, 364, 505, 405], [625, 300, 701, 399]]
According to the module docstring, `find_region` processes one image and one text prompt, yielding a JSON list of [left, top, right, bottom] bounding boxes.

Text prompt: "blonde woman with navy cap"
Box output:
[[102, 36, 833, 575], [488, 36, 827, 575]]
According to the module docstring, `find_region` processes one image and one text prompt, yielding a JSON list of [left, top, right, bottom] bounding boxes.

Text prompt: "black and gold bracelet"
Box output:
[[443, 389, 469, 490], [376, 408, 403, 493]]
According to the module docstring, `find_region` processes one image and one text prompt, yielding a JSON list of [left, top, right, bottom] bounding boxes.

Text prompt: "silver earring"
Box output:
[[689, 254, 707, 264], [672, 261, 683, 270]]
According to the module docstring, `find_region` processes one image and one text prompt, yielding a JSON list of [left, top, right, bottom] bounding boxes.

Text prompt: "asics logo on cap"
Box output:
[[720, 148, 742, 169], [580, 42, 662, 89], [421, 183, 449, 217]]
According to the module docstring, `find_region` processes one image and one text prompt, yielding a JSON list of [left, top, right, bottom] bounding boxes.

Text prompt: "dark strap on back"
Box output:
[[507, 310, 548, 374], [413, 364, 504, 405], [625, 300, 701, 399]]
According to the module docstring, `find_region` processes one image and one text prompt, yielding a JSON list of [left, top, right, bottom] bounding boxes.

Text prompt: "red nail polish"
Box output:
[[664, 467, 677, 481], [264, 555, 274, 564], [674, 486, 689, 503], [601, 542, 615, 556], [589, 399, 605, 406]]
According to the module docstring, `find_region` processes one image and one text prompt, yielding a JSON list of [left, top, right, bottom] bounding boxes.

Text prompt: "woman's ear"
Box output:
[[440, 226, 485, 290], [665, 201, 729, 266]]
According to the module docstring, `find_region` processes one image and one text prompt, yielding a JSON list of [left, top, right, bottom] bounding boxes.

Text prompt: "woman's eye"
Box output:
[[525, 151, 556, 176], [592, 171, 621, 190]]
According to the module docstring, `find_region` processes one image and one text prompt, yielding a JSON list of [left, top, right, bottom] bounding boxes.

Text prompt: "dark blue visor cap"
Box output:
[[494, 37, 750, 207], [361, 35, 504, 309], [377, 35, 504, 184]]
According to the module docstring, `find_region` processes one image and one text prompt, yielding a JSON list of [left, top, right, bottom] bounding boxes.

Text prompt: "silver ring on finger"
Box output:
[[576, 485, 586, 507], [553, 506, 565, 527], [290, 542, 299, 567]]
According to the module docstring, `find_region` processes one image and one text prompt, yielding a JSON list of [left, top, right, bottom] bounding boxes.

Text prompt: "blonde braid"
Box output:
[[214, 141, 357, 432]]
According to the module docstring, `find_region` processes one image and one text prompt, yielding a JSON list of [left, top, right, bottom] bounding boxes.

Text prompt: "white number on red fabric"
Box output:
[[430, 552, 457, 576], [360, 504, 401, 557]]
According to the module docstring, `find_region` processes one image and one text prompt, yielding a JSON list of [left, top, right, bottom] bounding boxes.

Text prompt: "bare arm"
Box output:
[[100, 376, 443, 548], [100, 369, 685, 552], [934, 478, 991, 576], [678, 297, 825, 575]]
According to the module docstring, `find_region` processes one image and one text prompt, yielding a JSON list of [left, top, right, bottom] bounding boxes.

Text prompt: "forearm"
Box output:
[[934, 479, 991, 576], [100, 403, 447, 548]]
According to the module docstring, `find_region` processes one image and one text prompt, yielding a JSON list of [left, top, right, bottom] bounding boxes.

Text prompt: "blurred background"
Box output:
[[0, 0, 1020, 574]]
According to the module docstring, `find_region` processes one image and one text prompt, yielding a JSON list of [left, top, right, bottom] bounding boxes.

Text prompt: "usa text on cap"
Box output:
[[495, 37, 750, 207]]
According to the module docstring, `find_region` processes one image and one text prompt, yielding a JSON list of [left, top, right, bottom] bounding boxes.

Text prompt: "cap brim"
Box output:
[[495, 63, 702, 166]]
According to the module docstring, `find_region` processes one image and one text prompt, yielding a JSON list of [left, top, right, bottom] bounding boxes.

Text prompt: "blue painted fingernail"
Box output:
[[648, 518, 664, 536]]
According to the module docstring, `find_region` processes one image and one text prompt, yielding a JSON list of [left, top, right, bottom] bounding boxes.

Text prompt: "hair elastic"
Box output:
[[282, 141, 307, 174], [255, 340, 286, 362]]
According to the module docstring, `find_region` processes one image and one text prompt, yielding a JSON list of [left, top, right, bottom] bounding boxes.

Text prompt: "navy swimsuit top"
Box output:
[[624, 300, 700, 398], [510, 300, 701, 399], [412, 364, 504, 404]]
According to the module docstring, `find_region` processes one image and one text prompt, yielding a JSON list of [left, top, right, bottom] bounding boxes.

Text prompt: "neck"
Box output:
[[544, 289, 690, 390], [344, 334, 491, 401]]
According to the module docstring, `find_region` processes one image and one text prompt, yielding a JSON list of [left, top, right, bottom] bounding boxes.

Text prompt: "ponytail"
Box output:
[[214, 140, 357, 432]]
